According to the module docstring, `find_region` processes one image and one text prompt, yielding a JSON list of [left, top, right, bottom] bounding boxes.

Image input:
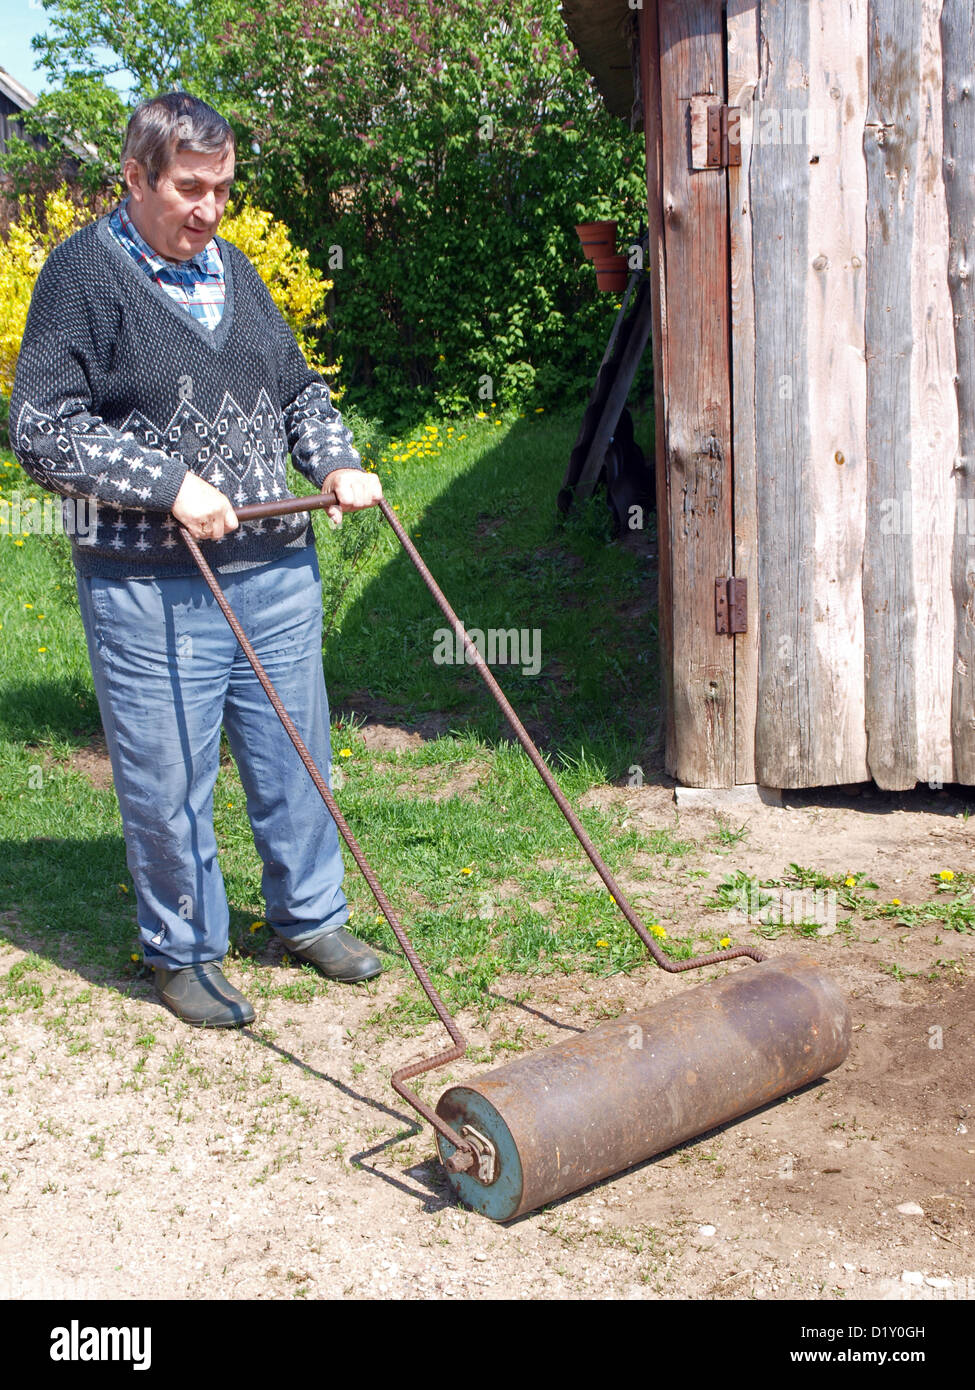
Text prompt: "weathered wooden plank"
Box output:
[[657, 0, 735, 787], [805, 0, 869, 787], [941, 0, 975, 781], [727, 0, 760, 784], [863, 0, 920, 789], [641, 0, 676, 773], [909, 0, 957, 788], [752, 0, 817, 786]]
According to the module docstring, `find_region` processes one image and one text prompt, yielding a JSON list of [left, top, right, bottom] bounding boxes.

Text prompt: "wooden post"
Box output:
[[655, 0, 735, 787]]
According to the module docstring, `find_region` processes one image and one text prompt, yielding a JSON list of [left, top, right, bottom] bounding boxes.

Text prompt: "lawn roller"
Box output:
[[180, 493, 850, 1222]]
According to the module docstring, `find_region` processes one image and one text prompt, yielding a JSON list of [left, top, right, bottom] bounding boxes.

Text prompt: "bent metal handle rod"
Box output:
[[179, 518, 477, 1173], [235, 493, 766, 973]]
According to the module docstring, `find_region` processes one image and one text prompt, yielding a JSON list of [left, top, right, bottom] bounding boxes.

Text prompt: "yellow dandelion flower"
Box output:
[[844, 876, 856, 888], [460, 866, 473, 876], [13, 540, 23, 547], [649, 923, 667, 940], [719, 936, 731, 948], [130, 953, 140, 962], [37, 647, 47, 653], [24, 603, 32, 609], [249, 919, 266, 934], [596, 939, 610, 948], [535, 407, 545, 413], [118, 884, 129, 893], [939, 870, 955, 882], [890, 898, 901, 907], [339, 748, 352, 757]]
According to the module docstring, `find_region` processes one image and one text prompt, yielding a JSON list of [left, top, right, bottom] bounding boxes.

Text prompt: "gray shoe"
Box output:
[[153, 961, 255, 1028], [285, 927, 383, 982]]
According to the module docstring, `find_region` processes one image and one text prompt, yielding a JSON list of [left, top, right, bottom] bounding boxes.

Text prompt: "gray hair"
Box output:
[[121, 92, 236, 189]]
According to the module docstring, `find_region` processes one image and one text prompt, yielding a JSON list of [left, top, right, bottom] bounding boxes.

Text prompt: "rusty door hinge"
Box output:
[[707, 105, 742, 168], [715, 577, 747, 634]]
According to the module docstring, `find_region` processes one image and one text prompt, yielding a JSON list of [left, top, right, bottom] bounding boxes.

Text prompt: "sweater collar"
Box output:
[[95, 213, 237, 355]]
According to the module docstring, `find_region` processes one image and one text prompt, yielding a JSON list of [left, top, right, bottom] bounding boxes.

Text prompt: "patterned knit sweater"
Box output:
[[10, 214, 362, 577]]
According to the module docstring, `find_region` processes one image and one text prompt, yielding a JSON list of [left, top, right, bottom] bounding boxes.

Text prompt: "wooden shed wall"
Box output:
[[645, 0, 975, 789]]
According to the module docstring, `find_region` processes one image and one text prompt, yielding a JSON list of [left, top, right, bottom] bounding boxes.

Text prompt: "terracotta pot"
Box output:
[[592, 253, 629, 291], [575, 219, 618, 260]]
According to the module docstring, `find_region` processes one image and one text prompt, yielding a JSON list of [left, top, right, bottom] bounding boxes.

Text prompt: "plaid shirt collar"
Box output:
[[113, 197, 222, 280]]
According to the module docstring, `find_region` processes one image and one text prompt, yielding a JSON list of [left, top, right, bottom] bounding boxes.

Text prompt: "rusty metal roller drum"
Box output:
[[435, 954, 851, 1222]]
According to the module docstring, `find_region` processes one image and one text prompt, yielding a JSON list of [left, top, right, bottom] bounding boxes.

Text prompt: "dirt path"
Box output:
[[1, 783, 972, 1301]]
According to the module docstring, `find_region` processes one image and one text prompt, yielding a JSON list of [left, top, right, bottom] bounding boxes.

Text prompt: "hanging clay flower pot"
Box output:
[[593, 254, 629, 291], [575, 220, 618, 260]]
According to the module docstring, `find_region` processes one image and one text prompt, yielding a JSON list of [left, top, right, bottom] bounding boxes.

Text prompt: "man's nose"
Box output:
[[194, 189, 218, 225]]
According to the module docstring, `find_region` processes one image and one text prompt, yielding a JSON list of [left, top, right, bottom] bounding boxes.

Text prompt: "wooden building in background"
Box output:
[[0, 69, 44, 159], [562, 0, 975, 791]]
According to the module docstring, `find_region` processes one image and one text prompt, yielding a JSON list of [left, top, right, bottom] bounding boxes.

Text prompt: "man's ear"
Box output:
[[123, 158, 145, 202]]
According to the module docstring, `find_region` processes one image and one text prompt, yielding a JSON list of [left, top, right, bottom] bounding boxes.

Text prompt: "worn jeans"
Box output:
[[76, 543, 349, 968]]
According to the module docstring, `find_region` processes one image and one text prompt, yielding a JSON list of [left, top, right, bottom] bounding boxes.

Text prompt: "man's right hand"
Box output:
[[172, 472, 238, 542]]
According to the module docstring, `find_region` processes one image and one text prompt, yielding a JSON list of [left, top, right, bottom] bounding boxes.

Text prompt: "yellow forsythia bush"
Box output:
[[0, 188, 90, 398], [0, 186, 337, 398]]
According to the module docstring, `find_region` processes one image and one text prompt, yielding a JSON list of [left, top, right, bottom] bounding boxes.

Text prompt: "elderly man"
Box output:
[[10, 92, 383, 1027]]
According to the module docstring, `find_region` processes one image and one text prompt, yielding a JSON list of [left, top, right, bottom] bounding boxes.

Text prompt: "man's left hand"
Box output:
[[324, 468, 383, 526]]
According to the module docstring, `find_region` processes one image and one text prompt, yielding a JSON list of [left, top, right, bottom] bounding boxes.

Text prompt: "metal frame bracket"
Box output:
[[461, 1125, 497, 1185]]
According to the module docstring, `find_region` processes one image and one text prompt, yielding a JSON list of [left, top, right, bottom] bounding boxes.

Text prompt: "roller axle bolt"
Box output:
[[445, 1149, 476, 1173]]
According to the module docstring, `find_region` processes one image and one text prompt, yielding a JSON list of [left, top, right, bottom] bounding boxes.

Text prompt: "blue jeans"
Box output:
[[76, 544, 349, 969]]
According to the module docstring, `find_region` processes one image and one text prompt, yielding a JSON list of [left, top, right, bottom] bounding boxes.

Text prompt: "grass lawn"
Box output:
[[0, 404, 691, 1023]]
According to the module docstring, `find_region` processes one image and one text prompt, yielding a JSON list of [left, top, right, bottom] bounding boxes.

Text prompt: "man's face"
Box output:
[[123, 144, 235, 263]]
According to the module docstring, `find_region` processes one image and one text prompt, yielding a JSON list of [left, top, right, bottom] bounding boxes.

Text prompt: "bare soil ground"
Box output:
[[1, 772, 972, 1302]]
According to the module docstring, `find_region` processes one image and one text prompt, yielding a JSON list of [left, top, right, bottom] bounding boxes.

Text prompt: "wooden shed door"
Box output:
[[725, 0, 975, 790], [647, 0, 975, 790]]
